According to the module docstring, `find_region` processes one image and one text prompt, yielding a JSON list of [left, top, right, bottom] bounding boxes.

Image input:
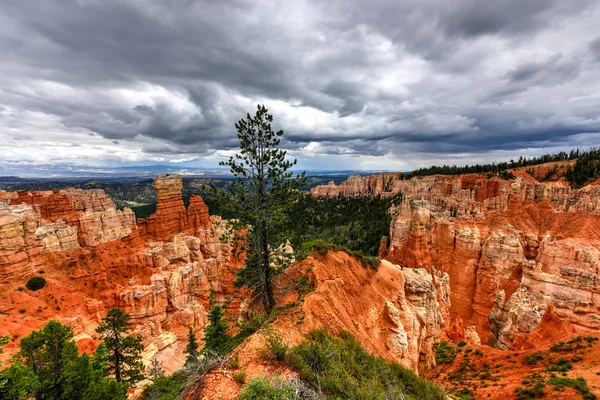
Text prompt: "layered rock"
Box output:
[[0, 203, 44, 281], [139, 175, 211, 240], [291, 251, 449, 373], [0, 176, 239, 373], [310, 173, 402, 197], [317, 165, 600, 348], [0, 188, 136, 282]]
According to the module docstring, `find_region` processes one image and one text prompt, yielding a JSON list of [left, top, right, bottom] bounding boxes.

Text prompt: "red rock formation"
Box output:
[[187, 195, 211, 230], [314, 164, 600, 348], [140, 175, 211, 241]]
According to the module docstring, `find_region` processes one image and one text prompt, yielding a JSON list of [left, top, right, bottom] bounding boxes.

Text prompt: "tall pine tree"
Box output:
[[96, 308, 145, 385], [214, 105, 306, 314]]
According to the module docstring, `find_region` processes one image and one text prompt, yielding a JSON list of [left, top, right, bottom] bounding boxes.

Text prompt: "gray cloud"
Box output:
[[591, 36, 600, 62], [0, 0, 599, 170]]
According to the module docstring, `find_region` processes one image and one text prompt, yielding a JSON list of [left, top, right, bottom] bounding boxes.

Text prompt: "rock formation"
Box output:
[[138, 175, 210, 240], [0, 175, 235, 372], [0, 189, 136, 282], [313, 166, 600, 349], [268, 251, 450, 373]]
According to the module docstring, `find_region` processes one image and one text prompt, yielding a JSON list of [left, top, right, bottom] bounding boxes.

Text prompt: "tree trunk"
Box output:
[[261, 220, 274, 314]]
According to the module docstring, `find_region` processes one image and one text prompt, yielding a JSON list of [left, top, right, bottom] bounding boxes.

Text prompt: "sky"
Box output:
[[0, 0, 600, 172]]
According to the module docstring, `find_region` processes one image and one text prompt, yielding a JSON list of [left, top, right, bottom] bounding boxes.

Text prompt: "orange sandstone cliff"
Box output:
[[0, 175, 236, 372], [311, 166, 600, 349]]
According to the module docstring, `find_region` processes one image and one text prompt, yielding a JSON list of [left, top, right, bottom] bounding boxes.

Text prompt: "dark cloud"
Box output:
[[0, 0, 599, 169]]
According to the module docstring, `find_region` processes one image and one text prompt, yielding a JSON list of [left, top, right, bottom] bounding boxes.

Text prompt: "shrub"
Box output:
[[141, 371, 188, 400], [547, 358, 572, 372], [435, 341, 457, 364], [16, 287, 24, 292], [233, 371, 247, 384], [524, 352, 545, 365], [515, 380, 545, 399], [229, 356, 240, 369], [549, 377, 595, 400], [289, 329, 445, 399], [262, 331, 289, 362], [26, 276, 46, 291], [239, 376, 296, 400]]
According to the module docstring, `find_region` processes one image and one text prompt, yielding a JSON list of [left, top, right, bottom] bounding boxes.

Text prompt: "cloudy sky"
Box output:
[[0, 0, 599, 172]]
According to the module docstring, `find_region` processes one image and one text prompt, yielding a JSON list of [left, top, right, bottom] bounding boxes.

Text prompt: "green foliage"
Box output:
[[96, 308, 145, 384], [0, 362, 40, 400], [262, 331, 289, 362], [435, 341, 457, 364], [233, 370, 247, 384], [403, 151, 575, 179], [565, 148, 600, 187], [141, 370, 189, 400], [0, 320, 126, 400], [184, 328, 200, 366], [549, 377, 595, 400], [288, 329, 445, 400], [26, 276, 46, 291], [299, 240, 380, 270], [289, 193, 398, 257], [524, 352, 545, 365], [202, 305, 234, 356], [547, 357, 572, 372], [18, 320, 79, 399], [213, 104, 306, 314], [515, 379, 545, 399], [239, 376, 296, 400]]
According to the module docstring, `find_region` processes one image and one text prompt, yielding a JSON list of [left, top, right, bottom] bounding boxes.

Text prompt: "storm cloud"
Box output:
[[0, 0, 599, 170]]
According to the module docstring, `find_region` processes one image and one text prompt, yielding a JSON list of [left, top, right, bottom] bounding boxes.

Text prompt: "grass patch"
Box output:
[[289, 329, 445, 400]]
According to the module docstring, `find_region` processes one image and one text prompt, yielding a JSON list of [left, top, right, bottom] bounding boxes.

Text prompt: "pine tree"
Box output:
[[96, 308, 145, 385], [202, 305, 233, 356], [18, 320, 79, 399], [214, 105, 306, 314], [184, 328, 199, 366]]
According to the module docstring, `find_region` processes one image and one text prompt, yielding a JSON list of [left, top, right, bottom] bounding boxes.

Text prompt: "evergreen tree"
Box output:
[[96, 308, 145, 385], [18, 320, 79, 400], [202, 305, 232, 356], [0, 362, 39, 400], [184, 328, 199, 366], [214, 105, 306, 314]]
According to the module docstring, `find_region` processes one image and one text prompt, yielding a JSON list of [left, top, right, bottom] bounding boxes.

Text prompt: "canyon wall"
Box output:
[[0, 175, 236, 372], [0, 189, 136, 282], [312, 167, 600, 348]]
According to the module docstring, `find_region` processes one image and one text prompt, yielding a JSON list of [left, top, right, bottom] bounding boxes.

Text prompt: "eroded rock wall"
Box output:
[[315, 166, 600, 348]]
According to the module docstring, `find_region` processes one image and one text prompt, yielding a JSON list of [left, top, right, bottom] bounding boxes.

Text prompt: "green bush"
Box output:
[[25, 276, 46, 291], [547, 358, 572, 372], [549, 377, 596, 400], [524, 352, 545, 365], [141, 371, 188, 400], [435, 341, 457, 364], [262, 331, 288, 362], [239, 376, 295, 400], [289, 329, 445, 400]]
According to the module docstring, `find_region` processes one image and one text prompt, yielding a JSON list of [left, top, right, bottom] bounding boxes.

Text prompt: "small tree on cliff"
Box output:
[[96, 308, 144, 385], [202, 304, 233, 356], [184, 328, 199, 366], [214, 104, 306, 314]]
